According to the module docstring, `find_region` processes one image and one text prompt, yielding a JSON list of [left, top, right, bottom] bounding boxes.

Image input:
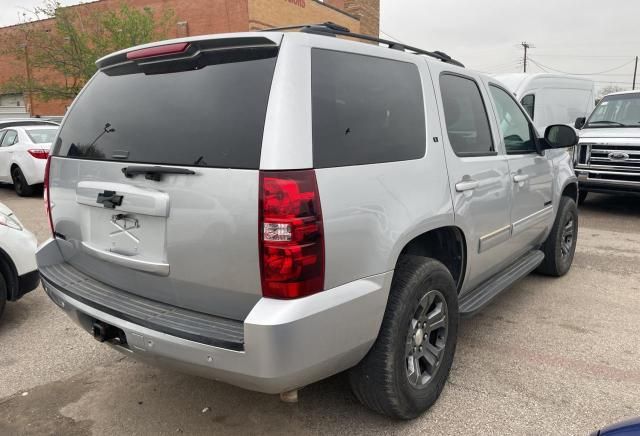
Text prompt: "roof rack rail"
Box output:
[[260, 22, 464, 68]]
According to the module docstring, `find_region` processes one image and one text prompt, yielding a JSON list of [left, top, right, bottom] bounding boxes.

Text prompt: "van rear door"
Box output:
[[48, 36, 280, 320]]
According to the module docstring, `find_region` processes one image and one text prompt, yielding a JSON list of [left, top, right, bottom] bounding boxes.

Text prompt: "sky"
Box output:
[[1, 0, 639, 92], [0, 0, 81, 26], [380, 0, 640, 93]]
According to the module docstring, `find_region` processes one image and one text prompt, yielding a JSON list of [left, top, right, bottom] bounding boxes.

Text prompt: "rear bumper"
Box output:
[[11, 154, 46, 186], [14, 270, 40, 300], [37, 239, 392, 394]]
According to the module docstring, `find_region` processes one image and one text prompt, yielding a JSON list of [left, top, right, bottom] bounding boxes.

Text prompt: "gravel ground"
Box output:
[[1, 184, 639, 435]]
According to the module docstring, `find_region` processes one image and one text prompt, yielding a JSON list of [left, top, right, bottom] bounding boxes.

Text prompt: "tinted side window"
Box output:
[[439, 74, 494, 156], [1, 130, 17, 146], [312, 49, 426, 168], [490, 86, 536, 154], [521, 94, 535, 120]]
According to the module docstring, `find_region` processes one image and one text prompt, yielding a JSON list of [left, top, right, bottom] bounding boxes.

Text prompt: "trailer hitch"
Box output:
[[92, 320, 127, 345]]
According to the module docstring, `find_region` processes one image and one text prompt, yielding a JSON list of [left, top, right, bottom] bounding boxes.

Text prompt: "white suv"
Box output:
[[0, 125, 58, 196], [0, 202, 39, 318]]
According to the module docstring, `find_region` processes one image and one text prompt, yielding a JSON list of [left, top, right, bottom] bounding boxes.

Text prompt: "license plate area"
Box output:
[[83, 207, 167, 261], [75, 180, 170, 273]]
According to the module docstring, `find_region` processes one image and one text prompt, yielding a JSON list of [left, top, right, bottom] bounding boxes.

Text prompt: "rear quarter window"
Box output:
[[311, 49, 426, 168]]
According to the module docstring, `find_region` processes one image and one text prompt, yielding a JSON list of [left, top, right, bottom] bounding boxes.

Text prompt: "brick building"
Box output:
[[0, 0, 379, 117]]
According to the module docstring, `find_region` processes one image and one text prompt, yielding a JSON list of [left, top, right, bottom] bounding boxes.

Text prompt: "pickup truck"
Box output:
[[575, 90, 640, 203]]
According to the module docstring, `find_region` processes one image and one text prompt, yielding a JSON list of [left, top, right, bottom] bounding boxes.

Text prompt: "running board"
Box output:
[[459, 250, 544, 318]]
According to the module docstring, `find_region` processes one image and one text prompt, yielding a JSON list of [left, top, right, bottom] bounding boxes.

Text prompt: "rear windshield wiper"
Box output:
[[586, 120, 627, 127], [122, 165, 196, 181]]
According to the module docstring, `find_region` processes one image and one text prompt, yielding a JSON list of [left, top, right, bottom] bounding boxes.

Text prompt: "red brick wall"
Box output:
[[0, 0, 250, 116], [0, 18, 71, 116], [344, 0, 379, 37], [325, 0, 346, 9], [248, 0, 359, 31], [0, 0, 377, 116]]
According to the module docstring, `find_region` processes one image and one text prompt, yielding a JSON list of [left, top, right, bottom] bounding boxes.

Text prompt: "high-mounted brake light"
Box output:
[[126, 42, 189, 60], [28, 149, 49, 159], [43, 155, 54, 236], [259, 170, 324, 299]]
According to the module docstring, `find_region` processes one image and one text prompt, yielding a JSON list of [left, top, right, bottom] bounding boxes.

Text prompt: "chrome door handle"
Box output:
[[455, 180, 479, 192], [513, 174, 529, 183]]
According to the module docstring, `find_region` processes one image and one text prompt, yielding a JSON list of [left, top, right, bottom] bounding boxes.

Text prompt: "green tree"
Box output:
[[0, 0, 174, 101]]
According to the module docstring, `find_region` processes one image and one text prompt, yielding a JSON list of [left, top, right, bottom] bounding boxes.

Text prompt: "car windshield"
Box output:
[[26, 129, 57, 144], [586, 93, 640, 128]]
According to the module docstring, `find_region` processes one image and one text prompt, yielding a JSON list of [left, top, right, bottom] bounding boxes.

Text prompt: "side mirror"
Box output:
[[544, 124, 579, 149], [574, 117, 586, 129]]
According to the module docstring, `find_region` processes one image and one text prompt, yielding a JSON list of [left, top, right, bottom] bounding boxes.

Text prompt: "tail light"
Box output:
[[259, 170, 324, 299], [43, 155, 54, 236], [28, 149, 49, 159]]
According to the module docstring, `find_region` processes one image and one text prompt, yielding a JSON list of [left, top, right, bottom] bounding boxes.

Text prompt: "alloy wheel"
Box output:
[[405, 289, 448, 388], [560, 216, 575, 258]]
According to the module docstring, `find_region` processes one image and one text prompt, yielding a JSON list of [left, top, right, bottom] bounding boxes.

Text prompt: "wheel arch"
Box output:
[[561, 180, 578, 202], [0, 247, 19, 300], [395, 226, 467, 293]]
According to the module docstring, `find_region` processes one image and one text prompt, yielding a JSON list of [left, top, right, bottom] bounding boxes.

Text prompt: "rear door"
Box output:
[[433, 68, 513, 291], [49, 37, 280, 320], [487, 84, 553, 255]]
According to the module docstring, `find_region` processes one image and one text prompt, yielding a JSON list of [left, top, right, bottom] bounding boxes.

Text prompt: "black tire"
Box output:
[[349, 256, 458, 419], [11, 166, 35, 197], [0, 273, 6, 320], [578, 190, 588, 206], [537, 196, 578, 276]]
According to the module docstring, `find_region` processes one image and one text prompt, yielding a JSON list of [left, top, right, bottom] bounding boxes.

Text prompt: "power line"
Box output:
[[473, 61, 522, 71], [379, 30, 401, 42], [528, 58, 636, 76], [531, 54, 634, 59]]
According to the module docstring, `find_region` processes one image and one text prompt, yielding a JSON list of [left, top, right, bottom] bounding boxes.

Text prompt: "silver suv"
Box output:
[[37, 24, 579, 419]]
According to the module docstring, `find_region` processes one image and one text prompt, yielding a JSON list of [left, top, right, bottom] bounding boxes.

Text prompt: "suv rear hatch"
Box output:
[[47, 36, 280, 320]]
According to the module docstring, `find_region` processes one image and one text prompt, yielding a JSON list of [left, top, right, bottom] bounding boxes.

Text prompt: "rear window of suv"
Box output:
[[54, 49, 277, 169], [311, 49, 426, 168]]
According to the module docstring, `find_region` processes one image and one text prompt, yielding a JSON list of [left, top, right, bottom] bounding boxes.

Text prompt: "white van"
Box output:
[[494, 73, 595, 134]]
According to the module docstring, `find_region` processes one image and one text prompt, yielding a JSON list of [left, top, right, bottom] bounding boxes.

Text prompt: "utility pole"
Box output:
[[521, 42, 534, 73], [633, 56, 638, 90]]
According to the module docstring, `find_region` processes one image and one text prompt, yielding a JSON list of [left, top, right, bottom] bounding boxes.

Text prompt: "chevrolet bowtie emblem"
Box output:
[[96, 190, 123, 209]]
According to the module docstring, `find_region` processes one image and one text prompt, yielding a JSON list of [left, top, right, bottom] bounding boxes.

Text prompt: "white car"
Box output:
[[0, 201, 39, 318], [0, 125, 59, 196]]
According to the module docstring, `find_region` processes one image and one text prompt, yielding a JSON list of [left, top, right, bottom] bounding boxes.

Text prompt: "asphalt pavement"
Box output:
[[1, 184, 639, 435]]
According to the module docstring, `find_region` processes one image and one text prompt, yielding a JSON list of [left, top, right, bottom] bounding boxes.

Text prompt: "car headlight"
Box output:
[[0, 211, 23, 231]]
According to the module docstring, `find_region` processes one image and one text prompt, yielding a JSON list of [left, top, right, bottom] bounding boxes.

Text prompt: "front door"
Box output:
[[488, 85, 553, 256], [435, 70, 513, 292]]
